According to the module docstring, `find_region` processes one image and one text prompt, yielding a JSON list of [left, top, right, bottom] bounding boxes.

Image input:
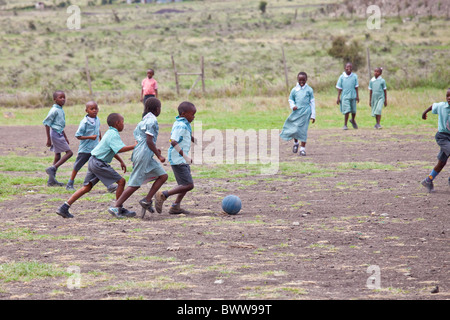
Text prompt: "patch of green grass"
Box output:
[[0, 227, 82, 241], [0, 261, 70, 282]]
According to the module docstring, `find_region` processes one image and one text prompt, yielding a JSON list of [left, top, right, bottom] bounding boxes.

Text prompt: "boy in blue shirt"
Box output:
[[57, 113, 137, 219], [108, 98, 168, 218], [421, 88, 450, 193], [155, 101, 196, 215], [336, 63, 360, 130], [43, 90, 73, 186], [66, 101, 102, 190]]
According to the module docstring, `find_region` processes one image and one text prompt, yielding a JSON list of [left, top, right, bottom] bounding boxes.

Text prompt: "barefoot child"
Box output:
[[155, 101, 196, 215], [66, 101, 101, 190], [336, 62, 359, 130], [108, 98, 168, 219], [280, 71, 316, 156], [43, 90, 73, 186], [421, 88, 450, 193], [369, 67, 387, 129], [56, 113, 137, 218]]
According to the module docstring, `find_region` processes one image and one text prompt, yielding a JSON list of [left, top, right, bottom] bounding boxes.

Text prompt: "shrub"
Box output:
[[328, 36, 365, 71]]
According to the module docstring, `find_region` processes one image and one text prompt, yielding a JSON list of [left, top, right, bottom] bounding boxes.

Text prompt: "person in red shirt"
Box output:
[[140, 69, 158, 104]]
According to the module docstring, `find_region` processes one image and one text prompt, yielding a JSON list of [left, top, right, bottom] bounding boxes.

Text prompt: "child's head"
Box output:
[[374, 67, 383, 78], [85, 101, 99, 118], [147, 69, 154, 79], [344, 62, 353, 75], [53, 90, 66, 106], [297, 72, 307, 86], [107, 113, 124, 132], [447, 88, 450, 103], [178, 101, 196, 123], [143, 97, 161, 118]]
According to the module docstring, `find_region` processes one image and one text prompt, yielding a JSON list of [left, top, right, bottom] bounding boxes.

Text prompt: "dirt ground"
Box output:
[[0, 124, 448, 301]]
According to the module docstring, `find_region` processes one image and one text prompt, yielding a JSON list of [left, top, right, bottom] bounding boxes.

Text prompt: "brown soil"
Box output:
[[0, 124, 448, 300]]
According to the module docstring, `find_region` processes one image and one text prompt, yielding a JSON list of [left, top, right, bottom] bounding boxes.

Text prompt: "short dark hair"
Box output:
[[107, 113, 123, 127], [143, 97, 161, 118], [178, 101, 195, 115], [298, 71, 307, 80], [53, 90, 64, 99]]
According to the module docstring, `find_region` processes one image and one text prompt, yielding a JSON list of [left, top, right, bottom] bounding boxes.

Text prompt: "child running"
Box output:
[[336, 62, 359, 130], [154, 101, 196, 215], [280, 71, 316, 156], [369, 67, 387, 129], [420, 88, 450, 193], [56, 113, 137, 219], [108, 98, 168, 219], [43, 90, 73, 186], [66, 101, 102, 190]]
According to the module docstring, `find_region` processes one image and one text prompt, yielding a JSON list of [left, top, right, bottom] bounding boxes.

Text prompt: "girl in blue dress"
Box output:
[[280, 72, 316, 156]]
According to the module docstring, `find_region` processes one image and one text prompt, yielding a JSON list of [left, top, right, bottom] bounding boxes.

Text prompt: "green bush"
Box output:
[[328, 36, 365, 71]]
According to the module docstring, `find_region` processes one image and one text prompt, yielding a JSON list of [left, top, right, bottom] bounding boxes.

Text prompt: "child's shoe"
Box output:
[[299, 150, 306, 156], [56, 203, 74, 218], [120, 207, 136, 217], [48, 178, 64, 187], [108, 207, 125, 218], [292, 144, 299, 153], [349, 119, 358, 129], [66, 182, 75, 191], [169, 204, 190, 215], [155, 191, 167, 213], [421, 179, 434, 193], [342, 125, 348, 130]]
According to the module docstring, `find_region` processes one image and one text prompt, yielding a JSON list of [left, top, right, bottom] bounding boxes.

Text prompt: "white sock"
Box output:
[[300, 146, 305, 151], [294, 142, 299, 145]]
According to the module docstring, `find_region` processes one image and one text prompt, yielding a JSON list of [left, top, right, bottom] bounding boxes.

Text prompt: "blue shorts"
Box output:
[[50, 129, 70, 154], [171, 164, 193, 186]]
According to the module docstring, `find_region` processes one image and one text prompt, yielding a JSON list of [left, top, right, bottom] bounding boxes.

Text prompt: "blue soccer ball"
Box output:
[[222, 195, 242, 215]]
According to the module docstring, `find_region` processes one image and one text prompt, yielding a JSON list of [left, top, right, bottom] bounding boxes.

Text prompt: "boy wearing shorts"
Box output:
[[43, 90, 73, 186], [155, 101, 196, 215], [421, 88, 450, 193], [56, 113, 137, 219]]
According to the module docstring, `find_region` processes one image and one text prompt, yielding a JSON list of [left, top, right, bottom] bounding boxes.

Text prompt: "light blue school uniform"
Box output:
[[369, 76, 387, 117], [336, 72, 359, 114], [432, 102, 450, 134], [43, 104, 66, 134], [75, 115, 101, 153], [90, 126, 125, 163], [280, 83, 315, 142], [128, 112, 166, 187], [168, 116, 192, 165]]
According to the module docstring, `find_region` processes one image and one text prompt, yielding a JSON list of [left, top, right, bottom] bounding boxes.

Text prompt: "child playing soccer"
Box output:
[[56, 113, 137, 219], [108, 98, 168, 219], [421, 88, 450, 193], [154, 101, 196, 215], [369, 67, 387, 129], [280, 71, 316, 156], [140, 68, 158, 104], [66, 101, 101, 190], [43, 90, 73, 186], [336, 62, 360, 130]]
